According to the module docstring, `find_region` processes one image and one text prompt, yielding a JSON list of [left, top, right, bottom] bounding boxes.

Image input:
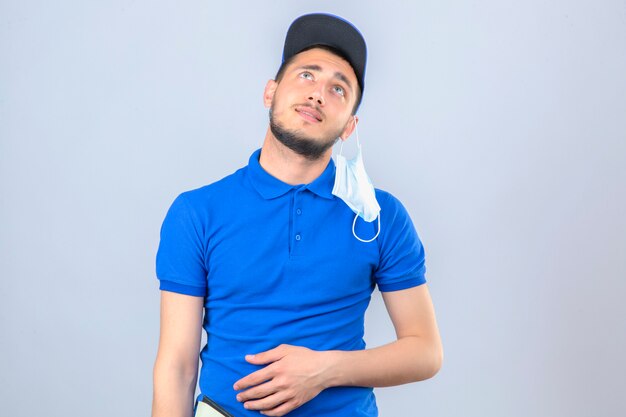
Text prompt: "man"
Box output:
[[152, 13, 443, 417]]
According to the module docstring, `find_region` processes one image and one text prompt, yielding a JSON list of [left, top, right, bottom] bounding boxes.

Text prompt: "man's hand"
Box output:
[[233, 344, 332, 416]]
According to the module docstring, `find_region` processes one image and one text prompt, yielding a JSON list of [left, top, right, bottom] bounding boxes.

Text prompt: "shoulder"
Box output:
[[161, 167, 248, 230], [176, 166, 248, 208], [375, 188, 398, 206], [373, 187, 423, 242], [375, 188, 411, 220]]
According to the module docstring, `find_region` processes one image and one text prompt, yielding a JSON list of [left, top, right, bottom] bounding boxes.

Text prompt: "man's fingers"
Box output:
[[233, 366, 274, 390], [259, 399, 299, 417], [242, 390, 292, 412], [245, 344, 289, 365], [234, 345, 293, 390], [236, 379, 277, 402]]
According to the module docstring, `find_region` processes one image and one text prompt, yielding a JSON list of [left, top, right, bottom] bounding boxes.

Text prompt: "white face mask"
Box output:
[[332, 117, 381, 242]]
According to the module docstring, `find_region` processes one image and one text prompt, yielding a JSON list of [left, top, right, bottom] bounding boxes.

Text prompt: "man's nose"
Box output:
[[307, 88, 325, 106]]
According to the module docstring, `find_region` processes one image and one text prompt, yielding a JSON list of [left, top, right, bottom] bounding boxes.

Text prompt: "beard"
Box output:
[[269, 106, 343, 161]]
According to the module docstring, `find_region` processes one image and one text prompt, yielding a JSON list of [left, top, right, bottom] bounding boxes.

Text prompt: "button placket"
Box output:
[[292, 189, 304, 253]]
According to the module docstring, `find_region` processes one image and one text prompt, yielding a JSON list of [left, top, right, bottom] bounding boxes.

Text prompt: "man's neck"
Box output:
[[258, 127, 332, 186]]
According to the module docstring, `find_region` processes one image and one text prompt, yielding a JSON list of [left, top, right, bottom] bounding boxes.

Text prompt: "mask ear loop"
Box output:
[[350, 115, 379, 242], [338, 116, 358, 156], [352, 213, 381, 243], [338, 116, 360, 157], [353, 115, 361, 148]]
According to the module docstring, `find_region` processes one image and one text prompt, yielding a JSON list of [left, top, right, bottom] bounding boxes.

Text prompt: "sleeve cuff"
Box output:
[[159, 279, 206, 297], [377, 275, 427, 292]]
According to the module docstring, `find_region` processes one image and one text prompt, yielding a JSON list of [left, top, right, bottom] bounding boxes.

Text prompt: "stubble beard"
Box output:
[[269, 106, 343, 161]]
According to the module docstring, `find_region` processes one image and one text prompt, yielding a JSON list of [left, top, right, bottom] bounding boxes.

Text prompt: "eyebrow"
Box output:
[[295, 64, 354, 93]]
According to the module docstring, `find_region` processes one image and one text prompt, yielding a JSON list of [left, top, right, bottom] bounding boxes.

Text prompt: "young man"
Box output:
[[152, 13, 443, 417]]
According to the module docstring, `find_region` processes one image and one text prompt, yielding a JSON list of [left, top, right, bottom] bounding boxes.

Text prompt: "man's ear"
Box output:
[[263, 79, 278, 108], [339, 115, 359, 141]]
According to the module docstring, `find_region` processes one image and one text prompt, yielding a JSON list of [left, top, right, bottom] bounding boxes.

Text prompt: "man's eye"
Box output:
[[300, 72, 313, 80], [333, 86, 345, 96]]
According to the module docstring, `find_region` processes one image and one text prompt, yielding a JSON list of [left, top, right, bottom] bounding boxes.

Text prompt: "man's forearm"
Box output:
[[152, 361, 198, 417], [324, 336, 443, 388], [234, 337, 442, 414]]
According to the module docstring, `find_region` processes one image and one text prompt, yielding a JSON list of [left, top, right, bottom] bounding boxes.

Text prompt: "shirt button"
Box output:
[[295, 234, 301, 241], [296, 208, 302, 215]]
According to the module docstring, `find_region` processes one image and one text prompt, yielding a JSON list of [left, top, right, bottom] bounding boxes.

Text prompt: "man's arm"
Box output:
[[152, 291, 204, 417], [234, 284, 443, 416], [326, 283, 443, 386]]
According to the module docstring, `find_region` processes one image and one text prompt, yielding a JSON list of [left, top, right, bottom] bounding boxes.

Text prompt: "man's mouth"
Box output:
[[295, 106, 323, 123]]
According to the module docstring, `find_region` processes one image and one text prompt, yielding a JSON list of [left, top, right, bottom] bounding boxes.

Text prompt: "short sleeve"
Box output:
[[374, 191, 427, 292], [155, 193, 208, 297]]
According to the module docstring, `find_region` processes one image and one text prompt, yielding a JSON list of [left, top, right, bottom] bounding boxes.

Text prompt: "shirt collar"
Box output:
[[247, 148, 336, 200]]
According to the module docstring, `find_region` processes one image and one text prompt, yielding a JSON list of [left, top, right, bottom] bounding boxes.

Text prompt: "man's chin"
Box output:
[[269, 110, 340, 160], [277, 136, 335, 161]]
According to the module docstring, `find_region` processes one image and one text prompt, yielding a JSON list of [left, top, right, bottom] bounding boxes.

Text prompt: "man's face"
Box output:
[[264, 48, 359, 160]]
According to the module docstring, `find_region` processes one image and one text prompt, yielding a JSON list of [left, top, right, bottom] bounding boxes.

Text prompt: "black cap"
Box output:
[[282, 13, 367, 97]]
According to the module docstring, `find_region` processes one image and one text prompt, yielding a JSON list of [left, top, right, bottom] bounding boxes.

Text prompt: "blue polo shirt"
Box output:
[[156, 148, 427, 416]]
